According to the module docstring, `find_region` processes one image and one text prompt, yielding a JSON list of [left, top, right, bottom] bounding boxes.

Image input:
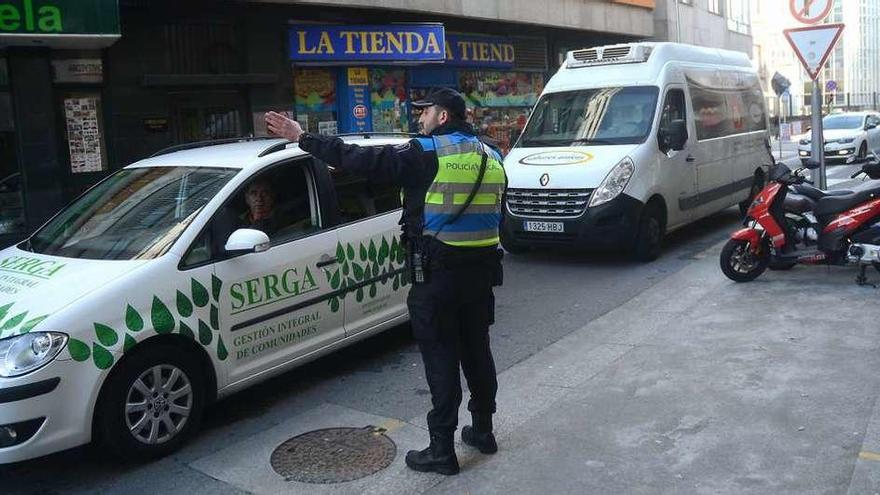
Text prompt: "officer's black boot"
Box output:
[[461, 413, 497, 454], [405, 431, 460, 475]]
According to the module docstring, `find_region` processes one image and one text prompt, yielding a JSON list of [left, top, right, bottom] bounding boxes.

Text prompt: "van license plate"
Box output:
[[524, 221, 564, 233]]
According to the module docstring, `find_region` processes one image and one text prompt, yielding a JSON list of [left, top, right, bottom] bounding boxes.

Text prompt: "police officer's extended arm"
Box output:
[[265, 111, 434, 188]]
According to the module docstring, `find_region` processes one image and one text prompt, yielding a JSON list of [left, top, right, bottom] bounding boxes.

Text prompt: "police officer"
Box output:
[[265, 88, 505, 476]]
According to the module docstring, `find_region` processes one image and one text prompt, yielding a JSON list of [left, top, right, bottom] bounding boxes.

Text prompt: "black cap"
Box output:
[[412, 87, 467, 120]]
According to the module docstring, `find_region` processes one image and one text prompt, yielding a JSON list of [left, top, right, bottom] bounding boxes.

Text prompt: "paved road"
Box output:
[[2, 207, 745, 494]]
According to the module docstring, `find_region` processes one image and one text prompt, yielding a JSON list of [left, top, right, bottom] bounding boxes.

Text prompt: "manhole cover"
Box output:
[[270, 426, 397, 484]]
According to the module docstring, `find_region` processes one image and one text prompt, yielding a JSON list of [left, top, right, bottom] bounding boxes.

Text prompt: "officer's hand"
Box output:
[[265, 112, 304, 142]]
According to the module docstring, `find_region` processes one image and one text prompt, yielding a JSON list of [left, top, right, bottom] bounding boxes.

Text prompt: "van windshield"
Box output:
[[25, 167, 238, 261], [519, 86, 659, 147]]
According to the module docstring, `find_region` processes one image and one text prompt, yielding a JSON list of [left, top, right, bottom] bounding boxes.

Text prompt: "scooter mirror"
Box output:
[[804, 159, 821, 170]]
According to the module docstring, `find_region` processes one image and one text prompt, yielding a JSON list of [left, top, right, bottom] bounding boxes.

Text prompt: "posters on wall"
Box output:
[[294, 68, 336, 114], [318, 121, 338, 136], [252, 111, 294, 137], [458, 71, 544, 108], [370, 69, 408, 132], [63, 96, 106, 173]]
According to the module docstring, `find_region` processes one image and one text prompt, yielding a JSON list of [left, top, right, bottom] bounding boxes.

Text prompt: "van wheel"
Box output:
[[739, 173, 764, 217], [631, 202, 664, 262], [96, 344, 205, 461], [501, 233, 529, 254]]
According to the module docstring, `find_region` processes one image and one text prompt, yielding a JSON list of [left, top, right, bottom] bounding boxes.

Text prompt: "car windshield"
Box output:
[[518, 86, 659, 147], [26, 167, 238, 260], [823, 115, 864, 130]]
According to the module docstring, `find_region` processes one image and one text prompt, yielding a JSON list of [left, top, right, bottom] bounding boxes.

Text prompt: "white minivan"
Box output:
[[0, 136, 412, 464], [502, 42, 772, 260]]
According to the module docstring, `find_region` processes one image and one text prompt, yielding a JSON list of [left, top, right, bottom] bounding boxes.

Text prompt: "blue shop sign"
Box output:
[[289, 24, 446, 63], [445, 34, 515, 69]]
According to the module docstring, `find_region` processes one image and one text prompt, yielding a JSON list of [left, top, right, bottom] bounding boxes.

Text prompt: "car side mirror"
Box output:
[[866, 123, 877, 130], [659, 119, 688, 153], [224, 228, 270, 255]]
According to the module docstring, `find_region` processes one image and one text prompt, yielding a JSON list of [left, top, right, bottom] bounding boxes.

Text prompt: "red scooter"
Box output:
[[720, 157, 880, 285]]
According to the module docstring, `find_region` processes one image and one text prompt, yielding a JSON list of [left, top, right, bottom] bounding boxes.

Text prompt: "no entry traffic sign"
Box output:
[[789, 0, 834, 25], [783, 23, 844, 80]]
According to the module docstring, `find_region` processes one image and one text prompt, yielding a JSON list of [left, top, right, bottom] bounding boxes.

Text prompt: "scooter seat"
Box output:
[[792, 183, 852, 201], [814, 181, 880, 217]]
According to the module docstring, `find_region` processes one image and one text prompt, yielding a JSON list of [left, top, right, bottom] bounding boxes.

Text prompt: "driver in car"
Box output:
[[240, 179, 281, 236]]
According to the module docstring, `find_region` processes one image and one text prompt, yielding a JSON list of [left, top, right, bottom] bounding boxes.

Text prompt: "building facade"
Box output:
[[653, 0, 753, 55], [0, 0, 654, 247]]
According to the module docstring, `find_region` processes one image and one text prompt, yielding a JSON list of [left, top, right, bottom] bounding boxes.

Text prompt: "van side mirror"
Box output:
[[225, 228, 270, 255], [659, 119, 688, 153]]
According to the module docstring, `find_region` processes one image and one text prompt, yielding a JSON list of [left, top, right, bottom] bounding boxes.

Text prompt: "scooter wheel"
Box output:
[[720, 238, 769, 282]]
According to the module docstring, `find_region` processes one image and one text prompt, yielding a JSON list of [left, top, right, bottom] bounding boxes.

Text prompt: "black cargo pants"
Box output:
[[407, 260, 498, 437]]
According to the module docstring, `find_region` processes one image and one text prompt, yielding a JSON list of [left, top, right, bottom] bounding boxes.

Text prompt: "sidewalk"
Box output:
[[185, 243, 880, 494]]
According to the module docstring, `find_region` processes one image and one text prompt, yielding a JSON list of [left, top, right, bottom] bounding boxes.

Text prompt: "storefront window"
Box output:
[[459, 71, 544, 154], [0, 58, 25, 235], [294, 68, 338, 135], [370, 68, 408, 133]]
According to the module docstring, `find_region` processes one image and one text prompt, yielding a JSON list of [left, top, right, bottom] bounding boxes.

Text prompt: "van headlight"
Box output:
[[0, 332, 68, 378], [589, 157, 635, 207]]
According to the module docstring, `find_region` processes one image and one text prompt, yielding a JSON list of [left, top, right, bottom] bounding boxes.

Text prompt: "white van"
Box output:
[[502, 42, 772, 260]]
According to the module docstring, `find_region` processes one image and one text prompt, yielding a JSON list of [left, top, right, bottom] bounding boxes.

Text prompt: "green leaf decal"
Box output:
[[360, 243, 368, 261], [123, 334, 137, 354], [356, 287, 364, 302], [330, 297, 340, 313], [0, 311, 27, 332], [191, 279, 209, 308], [19, 315, 47, 334], [0, 303, 13, 322], [390, 237, 399, 260], [176, 290, 193, 318], [342, 262, 350, 277], [211, 274, 222, 302], [126, 305, 144, 332], [369, 283, 377, 298], [210, 305, 219, 330], [336, 242, 346, 263], [393, 275, 400, 291], [397, 242, 406, 264], [330, 270, 341, 290], [369, 240, 377, 261], [372, 263, 379, 278], [94, 323, 119, 347], [379, 237, 390, 263], [151, 296, 175, 334], [347, 243, 355, 260], [353, 263, 364, 281], [198, 320, 213, 345], [93, 343, 114, 369], [217, 336, 228, 361], [180, 321, 195, 340], [68, 338, 90, 361]]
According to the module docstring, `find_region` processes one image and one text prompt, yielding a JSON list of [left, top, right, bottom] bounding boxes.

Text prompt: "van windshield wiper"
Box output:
[[568, 138, 619, 145], [522, 137, 621, 146]]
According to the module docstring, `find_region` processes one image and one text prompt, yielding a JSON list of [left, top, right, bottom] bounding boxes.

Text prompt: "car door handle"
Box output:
[[317, 254, 338, 268], [686, 155, 696, 163]]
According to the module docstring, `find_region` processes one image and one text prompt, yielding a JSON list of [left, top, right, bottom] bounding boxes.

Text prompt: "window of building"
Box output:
[[370, 68, 409, 133], [708, 0, 722, 15], [725, 0, 751, 35], [0, 57, 24, 235]]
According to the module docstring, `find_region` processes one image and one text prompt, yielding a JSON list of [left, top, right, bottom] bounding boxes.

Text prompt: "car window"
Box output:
[[181, 160, 318, 267], [28, 167, 237, 260], [327, 164, 401, 224]]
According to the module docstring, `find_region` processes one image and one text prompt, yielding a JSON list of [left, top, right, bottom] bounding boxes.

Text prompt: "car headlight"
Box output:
[[589, 157, 635, 207], [0, 332, 68, 378], [837, 137, 855, 144]]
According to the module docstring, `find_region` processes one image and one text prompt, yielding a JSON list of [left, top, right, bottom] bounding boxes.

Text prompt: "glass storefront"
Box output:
[[370, 68, 408, 133], [293, 68, 338, 135]]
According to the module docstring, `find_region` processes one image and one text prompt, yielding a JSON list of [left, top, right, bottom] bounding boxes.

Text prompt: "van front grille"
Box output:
[[506, 188, 592, 218]]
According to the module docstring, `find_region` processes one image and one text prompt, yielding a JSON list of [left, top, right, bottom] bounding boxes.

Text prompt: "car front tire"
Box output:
[[95, 343, 206, 461]]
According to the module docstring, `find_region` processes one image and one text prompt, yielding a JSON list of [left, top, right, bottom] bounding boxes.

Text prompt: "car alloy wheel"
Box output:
[[125, 364, 193, 445]]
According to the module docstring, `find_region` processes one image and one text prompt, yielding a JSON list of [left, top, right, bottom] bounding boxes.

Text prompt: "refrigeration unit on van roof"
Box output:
[[564, 42, 752, 70]]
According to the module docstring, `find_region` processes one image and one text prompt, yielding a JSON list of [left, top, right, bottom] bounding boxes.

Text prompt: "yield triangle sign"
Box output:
[[783, 23, 845, 80]]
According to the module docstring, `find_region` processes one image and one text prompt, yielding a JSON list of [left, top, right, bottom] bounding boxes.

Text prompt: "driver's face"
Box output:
[[245, 182, 275, 217]]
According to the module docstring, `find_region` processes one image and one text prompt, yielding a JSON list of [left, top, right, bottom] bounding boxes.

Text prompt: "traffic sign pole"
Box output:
[[811, 81, 826, 189]]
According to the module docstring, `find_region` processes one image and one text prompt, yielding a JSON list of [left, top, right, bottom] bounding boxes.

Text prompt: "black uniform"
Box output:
[[299, 121, 500, 438]]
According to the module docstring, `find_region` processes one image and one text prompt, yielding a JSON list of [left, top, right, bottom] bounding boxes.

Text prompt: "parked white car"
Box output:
[[0, 136, 412, 463], [797, 112, 880, 164]]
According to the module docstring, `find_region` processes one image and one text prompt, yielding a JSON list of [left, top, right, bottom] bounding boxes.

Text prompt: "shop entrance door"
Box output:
[[170, 91, 247, 144]]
